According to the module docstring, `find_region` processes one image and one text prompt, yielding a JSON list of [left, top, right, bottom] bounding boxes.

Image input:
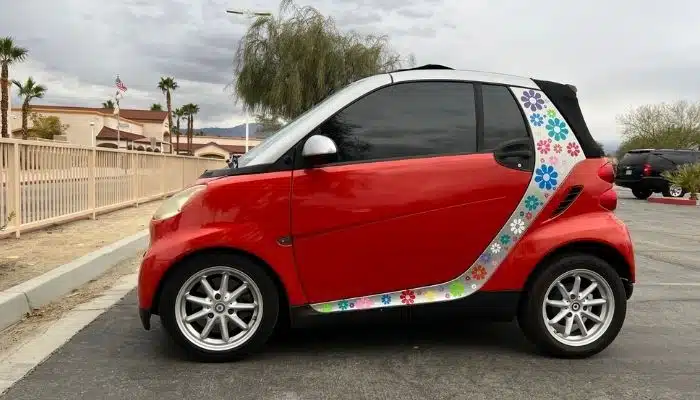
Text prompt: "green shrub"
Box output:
[[662, 162, 700, 200]]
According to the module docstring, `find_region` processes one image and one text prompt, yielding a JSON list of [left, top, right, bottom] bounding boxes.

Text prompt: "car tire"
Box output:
[[662, 184, 685, 198], [158, 252, 280, 362], [631, 188, 652, 199], [517, 253, 627, 359]]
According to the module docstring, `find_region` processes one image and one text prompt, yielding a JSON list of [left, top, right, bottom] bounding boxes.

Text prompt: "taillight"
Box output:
[[642, 163, 652, 176], [598, 162, 615, 183], [600, 188, 618, 211]]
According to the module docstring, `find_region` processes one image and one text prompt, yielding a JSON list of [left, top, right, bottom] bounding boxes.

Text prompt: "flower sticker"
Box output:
[[478, 253, 492, 264], [553, 143, 563, 153], [536, 139, 551, 154], [529, 113, 545, 127], [338, 300, 350, 310], [381, 294, 391, 305], [510, 218, 525, 235], [548, 155, 559, 165], [491, 243, 502, 254], [500, 234, 511, 245], [424, 290, 437, 301], [521, 90, 545, 112], [546, 118, 569, 141], [449, 281, 465, 297], [535, 164, 559, 190], [525, 195, 542, 211], [471, 265, 487, 280], [355, 297, 373, 309], [320, 303, 333, 313], [567, 142, 581, 157], [546, 109, 557, 118], [526, 211, 533, 220], [400, 289, 415, 304]]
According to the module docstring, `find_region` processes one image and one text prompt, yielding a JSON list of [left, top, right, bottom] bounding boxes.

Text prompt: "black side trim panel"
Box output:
[[290, 291, 521, 329], [198, 148, 295, 179], [551, 185, 583, 217], [532, 79, 604, 159]]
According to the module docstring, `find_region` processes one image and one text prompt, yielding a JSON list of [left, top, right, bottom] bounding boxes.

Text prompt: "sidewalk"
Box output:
[[0, 201, 161, 292]]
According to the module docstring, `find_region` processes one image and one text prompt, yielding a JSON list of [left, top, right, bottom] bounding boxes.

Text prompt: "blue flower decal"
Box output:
[[525, 195, 542, 211], [500, 234, 511, 245], [478, 253, 492, 264], [521, 90, 545, 112], [546, 118, 569, 141], [535, 164, 559, 190], [381, 294, 391, 305], [338, 300, 350, 310], [529, 113, 545, 126]]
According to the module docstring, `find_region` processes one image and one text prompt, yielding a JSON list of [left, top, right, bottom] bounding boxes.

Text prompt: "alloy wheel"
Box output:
[[668, 184, 684, 198]]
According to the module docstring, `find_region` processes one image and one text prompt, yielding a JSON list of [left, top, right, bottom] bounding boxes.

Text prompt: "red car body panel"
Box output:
[[290, 153, 530, 303]]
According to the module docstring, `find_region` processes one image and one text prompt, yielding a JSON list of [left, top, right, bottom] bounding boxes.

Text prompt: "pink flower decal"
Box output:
[[553, 143, 563, 153], [526, 212, 533, 220], [567, 142, 581, 157], [355, 297, 374, 309], [536, 139, 551, 154], [548, 155, 558, 165], [400, 289, 416, 304]]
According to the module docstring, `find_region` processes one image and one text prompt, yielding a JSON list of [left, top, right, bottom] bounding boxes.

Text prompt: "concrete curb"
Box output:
[[0, 229, 148, 332]]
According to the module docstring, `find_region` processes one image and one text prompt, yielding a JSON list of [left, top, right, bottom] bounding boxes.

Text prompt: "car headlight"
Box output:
[[152, 185, 206, 221]]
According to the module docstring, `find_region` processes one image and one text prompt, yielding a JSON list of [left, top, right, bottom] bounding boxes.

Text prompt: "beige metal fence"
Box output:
[[0, 138, 226, 238]]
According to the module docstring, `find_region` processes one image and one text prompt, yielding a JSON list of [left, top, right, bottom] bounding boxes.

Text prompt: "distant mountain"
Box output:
[[196, 123, 263, 137]]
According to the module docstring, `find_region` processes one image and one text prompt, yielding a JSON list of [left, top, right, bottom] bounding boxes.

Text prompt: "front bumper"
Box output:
[[622, 279, 634, 300], [139, 308, 152, 330]]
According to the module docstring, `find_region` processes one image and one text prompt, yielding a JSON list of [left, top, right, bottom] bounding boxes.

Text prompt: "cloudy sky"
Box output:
[[2, 0, 699, 146]]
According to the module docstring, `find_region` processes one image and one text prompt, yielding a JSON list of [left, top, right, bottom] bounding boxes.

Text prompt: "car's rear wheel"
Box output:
[[518, 253, 627, 358], [631, 188, 652, 199], [663, 184, 685, 198], [158, 252, 279, 362]]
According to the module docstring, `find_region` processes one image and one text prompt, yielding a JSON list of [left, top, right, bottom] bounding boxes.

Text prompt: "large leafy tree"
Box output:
[[12, 77, 47, 139], [150, 103, 163, 111], [102, 99, 115, 109], [1, 37, 29, 137], [29, 112, 68, 140], [232, 0, 413, 121], [616, 100, 700, 158], [158, 77, 178, 153]]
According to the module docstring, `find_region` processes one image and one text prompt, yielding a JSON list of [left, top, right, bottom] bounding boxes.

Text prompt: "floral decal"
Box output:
[[310, 86, 586, 314], [521, 90, 545, 111], [546, 118, 569, 141], [400, 289, 415, 304], [535, 164, 559, 190], [567, 142, 581, 157], [529, 113, 544, 127]]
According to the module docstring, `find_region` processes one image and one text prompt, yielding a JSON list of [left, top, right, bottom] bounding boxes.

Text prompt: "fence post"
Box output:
[[161, 152, 166, 198], [88, 148, 96, 219], [133, 152, 139, 207], [9, 142, 22, 238], [181, 157, 185, 189]]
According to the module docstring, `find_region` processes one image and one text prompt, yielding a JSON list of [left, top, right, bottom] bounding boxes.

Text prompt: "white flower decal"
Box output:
[[510, 218, 525, 235], [491, 243, 502, 254]]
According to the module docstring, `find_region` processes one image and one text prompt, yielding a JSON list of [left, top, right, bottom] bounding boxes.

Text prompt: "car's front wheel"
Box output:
[[518, 253, 627, 358], [158, 252, 280, 362], [631, 188, 652, 199]]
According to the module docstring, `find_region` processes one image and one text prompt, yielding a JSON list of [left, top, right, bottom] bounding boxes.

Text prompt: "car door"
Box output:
[[290, 81, 534, 304]]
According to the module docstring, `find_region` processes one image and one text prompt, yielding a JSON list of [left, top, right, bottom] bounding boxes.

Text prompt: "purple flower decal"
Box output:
[[521, 90, 545, 112]]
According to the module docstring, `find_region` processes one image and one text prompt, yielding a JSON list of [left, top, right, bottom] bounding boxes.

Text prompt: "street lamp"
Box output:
[[90, 121, 95, 147], [226, 8, 272, 152]]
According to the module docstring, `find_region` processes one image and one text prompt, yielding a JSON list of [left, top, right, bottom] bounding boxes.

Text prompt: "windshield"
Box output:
[[619, 152, 649, 165], [236, 78, 372, 167]]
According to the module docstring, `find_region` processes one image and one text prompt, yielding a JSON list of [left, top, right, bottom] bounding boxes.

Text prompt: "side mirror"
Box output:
[[302, 135, 338, 162]]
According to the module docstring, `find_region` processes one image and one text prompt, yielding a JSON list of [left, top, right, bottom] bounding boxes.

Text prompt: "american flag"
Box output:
[[115, 75, 127, 92]]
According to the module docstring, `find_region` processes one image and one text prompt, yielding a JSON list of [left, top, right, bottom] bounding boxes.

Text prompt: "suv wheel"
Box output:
[[631, 188, 652, 199], [518, 253, 627, 358], [663, 184, 685, 198], [158, 252, 280, 362]]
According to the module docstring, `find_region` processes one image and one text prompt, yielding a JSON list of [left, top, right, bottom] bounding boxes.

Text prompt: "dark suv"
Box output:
[[615, 149, 700, 199]]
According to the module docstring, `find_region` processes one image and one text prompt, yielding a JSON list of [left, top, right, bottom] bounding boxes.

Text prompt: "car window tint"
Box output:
[[317, 81, 477, 163], [481, 84, 530, 151], [620, 152, 649, 165]]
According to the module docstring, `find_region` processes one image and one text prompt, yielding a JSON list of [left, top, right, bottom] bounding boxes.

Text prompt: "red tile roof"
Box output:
[[96, 126, 146, 141], [16, 104, 168, 123]]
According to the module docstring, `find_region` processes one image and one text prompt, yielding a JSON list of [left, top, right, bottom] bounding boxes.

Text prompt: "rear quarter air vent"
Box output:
[[551, 185, 584, 218]]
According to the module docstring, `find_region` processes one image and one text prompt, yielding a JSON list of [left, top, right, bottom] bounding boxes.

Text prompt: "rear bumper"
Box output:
[[614, 176, 668, 192], [622, 279, 634, 300], [139, 308, 152, 330]]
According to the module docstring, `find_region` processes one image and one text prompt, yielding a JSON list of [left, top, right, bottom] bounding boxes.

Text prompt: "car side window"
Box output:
[[481, 84, 530, 152], [316, 81, 477, 163]]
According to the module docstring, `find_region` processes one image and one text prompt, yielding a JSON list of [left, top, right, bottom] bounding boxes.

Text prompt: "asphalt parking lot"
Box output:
[[3, 187, 699, 400]]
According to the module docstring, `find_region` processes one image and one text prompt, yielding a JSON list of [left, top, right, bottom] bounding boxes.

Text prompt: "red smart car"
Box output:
[[138, 65, 635, 362]]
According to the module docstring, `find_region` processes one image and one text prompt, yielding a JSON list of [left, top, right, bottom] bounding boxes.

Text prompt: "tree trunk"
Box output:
[[188, 115, 192, 155], [175, 118, 180, 155], [1, 63, 9, 138], [21, 100, 29, 140], [166, 91, 173, 153]]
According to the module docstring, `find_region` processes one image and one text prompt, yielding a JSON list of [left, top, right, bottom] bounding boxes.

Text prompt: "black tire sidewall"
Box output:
[[632, 188, 651, 199], [519, 253, 627, 358], [158, 252, 280, 362]]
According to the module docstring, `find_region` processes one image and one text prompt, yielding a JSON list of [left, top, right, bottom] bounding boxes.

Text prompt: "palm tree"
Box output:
[[150, 103, 163, 111], [1, 37, 29, 138], [12, 77, 47, 139], [173, 107, 185, 154], [102, 99, 115, 109], [157, 77, 178, 153], [185, 103, 199, 155]]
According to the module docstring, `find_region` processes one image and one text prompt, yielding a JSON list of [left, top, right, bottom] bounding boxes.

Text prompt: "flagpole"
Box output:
[[116, 94, 121, 148]]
